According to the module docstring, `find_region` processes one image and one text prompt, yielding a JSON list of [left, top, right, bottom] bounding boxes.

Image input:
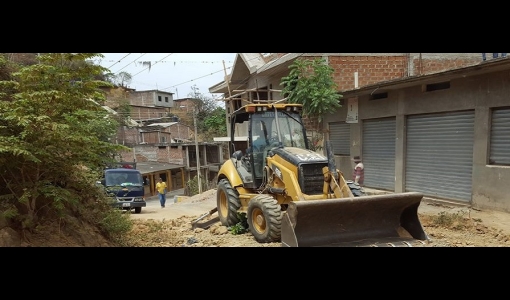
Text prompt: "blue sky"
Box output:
[[96, 53, 236, 99]]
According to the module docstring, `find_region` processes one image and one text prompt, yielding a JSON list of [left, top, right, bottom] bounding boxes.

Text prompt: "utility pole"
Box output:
[[193, 106, 202, 194]]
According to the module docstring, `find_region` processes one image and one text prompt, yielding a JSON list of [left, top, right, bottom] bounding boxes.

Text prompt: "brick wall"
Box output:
[[119, 144, 186, 165], [328, 54, 482, 91], [168, 123, 191, 140], [205, 144, 221, 164], [114, 126, 139, 145], [412, 57, 480, 75], [131, 106, 168, 120], [141, 131, 172, 144], [329, 55, 408, 90]]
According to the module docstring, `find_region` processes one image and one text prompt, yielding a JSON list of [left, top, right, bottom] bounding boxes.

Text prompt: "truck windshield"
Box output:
[[105, 171, 143, 187]]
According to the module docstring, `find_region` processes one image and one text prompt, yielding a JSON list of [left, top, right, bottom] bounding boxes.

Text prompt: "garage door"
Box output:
[[329, 122, 350, 155], [362, 117, 396, 190], [406, 111, 474, 202]]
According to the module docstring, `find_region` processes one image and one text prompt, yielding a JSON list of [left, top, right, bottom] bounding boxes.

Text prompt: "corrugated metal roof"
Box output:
[[147, 122, 178, 127]]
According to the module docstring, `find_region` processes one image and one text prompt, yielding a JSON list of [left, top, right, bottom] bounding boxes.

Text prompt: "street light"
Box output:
[[193, 106, 202, 194]]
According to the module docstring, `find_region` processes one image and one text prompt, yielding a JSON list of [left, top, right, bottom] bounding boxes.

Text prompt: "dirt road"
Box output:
[[123, 189, 510, 247]]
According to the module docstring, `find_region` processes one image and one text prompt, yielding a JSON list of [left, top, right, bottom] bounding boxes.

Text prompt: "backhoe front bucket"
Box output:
[[281, 192, 429, 247]]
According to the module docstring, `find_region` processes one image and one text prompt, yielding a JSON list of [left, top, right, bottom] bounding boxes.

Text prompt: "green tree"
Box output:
[[114, 71, 132, 87], [280, 57, 342, 150], [203, 106, 227, 140], [187, 84, 226, 141], [0, 53, 129, 232]]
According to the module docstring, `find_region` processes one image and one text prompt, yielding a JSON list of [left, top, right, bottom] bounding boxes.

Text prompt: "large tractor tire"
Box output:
[[217, 179, 241, 226], [247, 194, 282, 243]]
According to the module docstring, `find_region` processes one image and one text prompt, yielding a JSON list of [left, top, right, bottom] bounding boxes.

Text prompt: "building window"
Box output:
[[425, 81, 450, 92], [165, 97, 169, 103], [158, 96, 162, 102], [489, 107, 510, 166], [369, 92, 388, 100]]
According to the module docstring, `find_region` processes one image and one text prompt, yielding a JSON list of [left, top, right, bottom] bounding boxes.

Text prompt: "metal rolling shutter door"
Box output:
[[329, 122, 350, 155], [490, 108, 510, 165], [362, 118, 396, 190], [406, 111, 474, 202]]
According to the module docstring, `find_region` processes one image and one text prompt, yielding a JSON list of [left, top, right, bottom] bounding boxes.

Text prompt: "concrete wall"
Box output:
[[323, 68, 510, 212], [129, 90, 173, 108]]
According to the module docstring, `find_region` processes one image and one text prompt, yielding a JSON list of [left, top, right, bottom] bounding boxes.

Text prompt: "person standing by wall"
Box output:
[[156, 177, 167, 208], [352, 156, 364, 187]]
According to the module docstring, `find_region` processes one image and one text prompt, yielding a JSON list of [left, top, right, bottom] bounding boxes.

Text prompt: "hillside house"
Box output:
[[102, 86, 222, 196]]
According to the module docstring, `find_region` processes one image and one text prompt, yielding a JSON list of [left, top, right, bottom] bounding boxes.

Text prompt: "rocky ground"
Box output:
[[122, 189, 510, 247], [5, 189, 510, 247]]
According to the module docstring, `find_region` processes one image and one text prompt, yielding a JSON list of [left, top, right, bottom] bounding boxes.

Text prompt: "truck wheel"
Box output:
[[217, 179, 241, 226], [247, 194, 282, 243], [134, 207, 142, 214]]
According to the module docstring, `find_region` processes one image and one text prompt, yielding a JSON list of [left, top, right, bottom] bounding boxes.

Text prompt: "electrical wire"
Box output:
[[107, 53, 293, 98], [131, 53, 174, 77], [113, 53, 147, 74], [107, 53, 132, 69], [159, 54, 270, 92]]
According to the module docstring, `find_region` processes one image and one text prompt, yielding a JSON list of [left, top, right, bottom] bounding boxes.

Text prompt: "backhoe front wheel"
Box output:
[[247, 194, 282, 243], [217, 179, 241, 226]]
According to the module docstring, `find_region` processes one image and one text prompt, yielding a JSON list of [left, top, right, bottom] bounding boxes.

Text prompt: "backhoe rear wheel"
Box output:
[[217, 179, 241, 226], [247, 194, 282, 243]]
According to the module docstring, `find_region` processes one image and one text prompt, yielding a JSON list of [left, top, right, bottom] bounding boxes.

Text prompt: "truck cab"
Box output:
[[99, 165, 146, 214]]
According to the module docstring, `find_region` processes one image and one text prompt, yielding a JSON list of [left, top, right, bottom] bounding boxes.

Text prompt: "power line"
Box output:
[[107, 53, 132, 69], [131, 53, 174, 77], [109, 53, 284, 97], [159, 54, 268, 92], [161, 66, 232, 91], [102, 59, 233, 64], [113, 53, 147, 74]]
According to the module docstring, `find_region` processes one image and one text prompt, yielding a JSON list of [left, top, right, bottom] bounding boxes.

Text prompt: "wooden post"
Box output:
[[168, 170, 173, 191]]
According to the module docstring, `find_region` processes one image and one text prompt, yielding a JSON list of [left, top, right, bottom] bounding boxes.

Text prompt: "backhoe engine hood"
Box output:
[[271, 147, 328, 165]]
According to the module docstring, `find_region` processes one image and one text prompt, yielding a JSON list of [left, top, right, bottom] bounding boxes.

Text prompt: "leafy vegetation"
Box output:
[[228, 213, 248, 235], [281, 57, 343, 151], [187, 84, 227, 142], [186, 175, 207, 196], [0, 53, 132, 241]]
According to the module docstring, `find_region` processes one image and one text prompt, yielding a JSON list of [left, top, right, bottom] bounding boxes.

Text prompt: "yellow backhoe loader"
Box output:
[[199, 100, 429, 247]]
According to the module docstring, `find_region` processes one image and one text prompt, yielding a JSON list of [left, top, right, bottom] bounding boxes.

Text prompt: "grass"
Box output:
[[426, 210, 472, 230]]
